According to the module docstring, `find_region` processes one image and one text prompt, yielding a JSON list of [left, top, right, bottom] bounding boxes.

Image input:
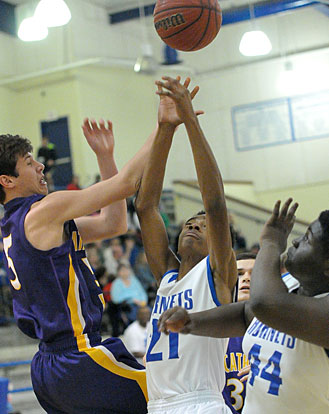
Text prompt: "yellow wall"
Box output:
[[0, 86, 14, 133], [76, 66, 158, 185], [0, 66, 158, 187], [5, 76, 81, 176], [256, 182, 329, 223]]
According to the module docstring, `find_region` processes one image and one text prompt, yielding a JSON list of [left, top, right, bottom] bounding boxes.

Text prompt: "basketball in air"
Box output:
[[153, 0, 222, 52]]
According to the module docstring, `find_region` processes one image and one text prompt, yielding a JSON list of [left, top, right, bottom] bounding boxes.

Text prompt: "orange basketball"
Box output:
[[153, 0, 222, 52]]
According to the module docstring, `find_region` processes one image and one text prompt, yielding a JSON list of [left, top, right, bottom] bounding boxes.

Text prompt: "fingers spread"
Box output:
[[279, 198, 293, 219], [273, 200, 281, 217], [190, 85, 200, 100]]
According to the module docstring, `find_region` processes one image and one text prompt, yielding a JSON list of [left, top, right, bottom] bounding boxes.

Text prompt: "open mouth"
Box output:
[[40, 177, 47, 185]]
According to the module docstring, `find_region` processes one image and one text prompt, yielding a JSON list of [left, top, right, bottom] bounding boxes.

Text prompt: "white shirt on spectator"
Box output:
[[123, 321, 149, 364]]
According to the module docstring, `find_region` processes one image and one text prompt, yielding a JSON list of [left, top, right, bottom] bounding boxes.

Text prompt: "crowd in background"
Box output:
[[0, 197, 252, 339]]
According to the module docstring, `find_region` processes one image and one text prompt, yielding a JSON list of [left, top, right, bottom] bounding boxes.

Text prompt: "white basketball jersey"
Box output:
[[146, 256, 229, 404], [243, 280, 329, 414]]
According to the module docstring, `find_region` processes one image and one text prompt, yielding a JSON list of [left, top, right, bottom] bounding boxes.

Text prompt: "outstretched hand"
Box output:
[[158, 306, 192, 335], [260, 198, 299, 253], [82, 118, 115, 157], [156, 76, 204, 127]]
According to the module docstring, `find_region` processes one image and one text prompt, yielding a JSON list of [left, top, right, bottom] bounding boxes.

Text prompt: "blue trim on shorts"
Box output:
[[206, 256, 221, 306]]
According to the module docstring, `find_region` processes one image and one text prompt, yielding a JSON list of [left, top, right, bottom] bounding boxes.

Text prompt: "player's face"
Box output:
[[14, 153, 48, 197], [285, 220, 327, 282], [178, 214, 208, 257], [237, 258, 255, 302]]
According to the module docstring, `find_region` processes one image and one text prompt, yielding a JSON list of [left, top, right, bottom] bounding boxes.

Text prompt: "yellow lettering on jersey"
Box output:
[[230, 353, 237, 372], [3, 234, 21, 290], [236, 352, 243, 371], [224, 354, 229, 373], [243, 354, 250, 368]]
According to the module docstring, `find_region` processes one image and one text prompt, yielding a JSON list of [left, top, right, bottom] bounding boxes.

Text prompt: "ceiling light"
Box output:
[[18, 16, 48, 41], [239, 30, 272, 56], [34, 0, 71, 28]]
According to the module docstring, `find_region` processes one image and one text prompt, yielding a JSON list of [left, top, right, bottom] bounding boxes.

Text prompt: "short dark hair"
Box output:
[[0, 134, 33, 204], [236, 252, 257, 261], [318, 210, 329, 258]]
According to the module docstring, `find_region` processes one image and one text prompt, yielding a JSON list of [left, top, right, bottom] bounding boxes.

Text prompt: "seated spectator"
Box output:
[[85, 243, 103, 273], [94, 266, 123, 336], [122, 306, 151, 365], [103, 238, 124, 275], [111, 262, 147, 325], [123, 234, 141, 268]]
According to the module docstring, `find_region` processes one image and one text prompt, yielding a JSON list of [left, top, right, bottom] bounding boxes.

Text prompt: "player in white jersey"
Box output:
[[159, 199, 329, 413], [135, 76, 237, 413]]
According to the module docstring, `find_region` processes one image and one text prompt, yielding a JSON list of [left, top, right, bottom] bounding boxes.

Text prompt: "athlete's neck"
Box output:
[[177, 253, 206, 281]]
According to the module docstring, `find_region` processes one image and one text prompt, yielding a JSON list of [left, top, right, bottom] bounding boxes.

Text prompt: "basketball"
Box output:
[[153, 0, 222, 52]]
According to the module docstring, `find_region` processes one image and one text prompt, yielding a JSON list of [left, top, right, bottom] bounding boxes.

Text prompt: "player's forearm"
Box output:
[[97, 153, 127, 236], [249, 242, 288, 316], [188, 302, 248, 338], [184, 116, 226, 211], [135, 123, 175, 211]]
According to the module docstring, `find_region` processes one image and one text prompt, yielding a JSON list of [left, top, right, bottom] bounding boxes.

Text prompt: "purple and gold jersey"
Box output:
[[222, 337, 249, 413], [1, 195, 148, 413], [1, 195, 104, 343]]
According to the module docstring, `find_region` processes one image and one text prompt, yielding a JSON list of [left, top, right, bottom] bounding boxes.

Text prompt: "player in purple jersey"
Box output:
[[0, 119, 158, 413], [222, 253, 255, 413]]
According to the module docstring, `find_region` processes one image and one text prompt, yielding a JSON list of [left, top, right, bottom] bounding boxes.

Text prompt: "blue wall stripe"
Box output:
[[109, 1, 320, 25]]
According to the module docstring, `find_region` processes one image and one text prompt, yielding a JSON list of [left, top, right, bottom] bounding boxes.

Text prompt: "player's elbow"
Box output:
[[249, 295, 276, 319], [134, 196, 157, 215]]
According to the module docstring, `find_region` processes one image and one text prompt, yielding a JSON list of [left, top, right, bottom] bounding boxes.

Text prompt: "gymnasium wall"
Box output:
[[76, 66, 158, 185], [0, 86, 14, 133]]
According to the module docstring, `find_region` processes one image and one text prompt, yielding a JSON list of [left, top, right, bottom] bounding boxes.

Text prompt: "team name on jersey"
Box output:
[[152, 289, 193, 317], [224, 352, 249, 373], [247, 320, 296, 350]]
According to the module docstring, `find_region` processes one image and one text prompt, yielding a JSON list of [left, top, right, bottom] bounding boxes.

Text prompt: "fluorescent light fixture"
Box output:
[[34, 0, 71, 28], [18, 16, 48, 41], [239, 30, 272, 56]]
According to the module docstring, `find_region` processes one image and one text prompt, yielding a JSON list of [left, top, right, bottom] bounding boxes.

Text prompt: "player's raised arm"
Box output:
[[156, 77, 237, 304], [24, 123, 157, 250], [249, 199, 329, 348], [74, 119, 127, 243], [135, 77, 203, 283]]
